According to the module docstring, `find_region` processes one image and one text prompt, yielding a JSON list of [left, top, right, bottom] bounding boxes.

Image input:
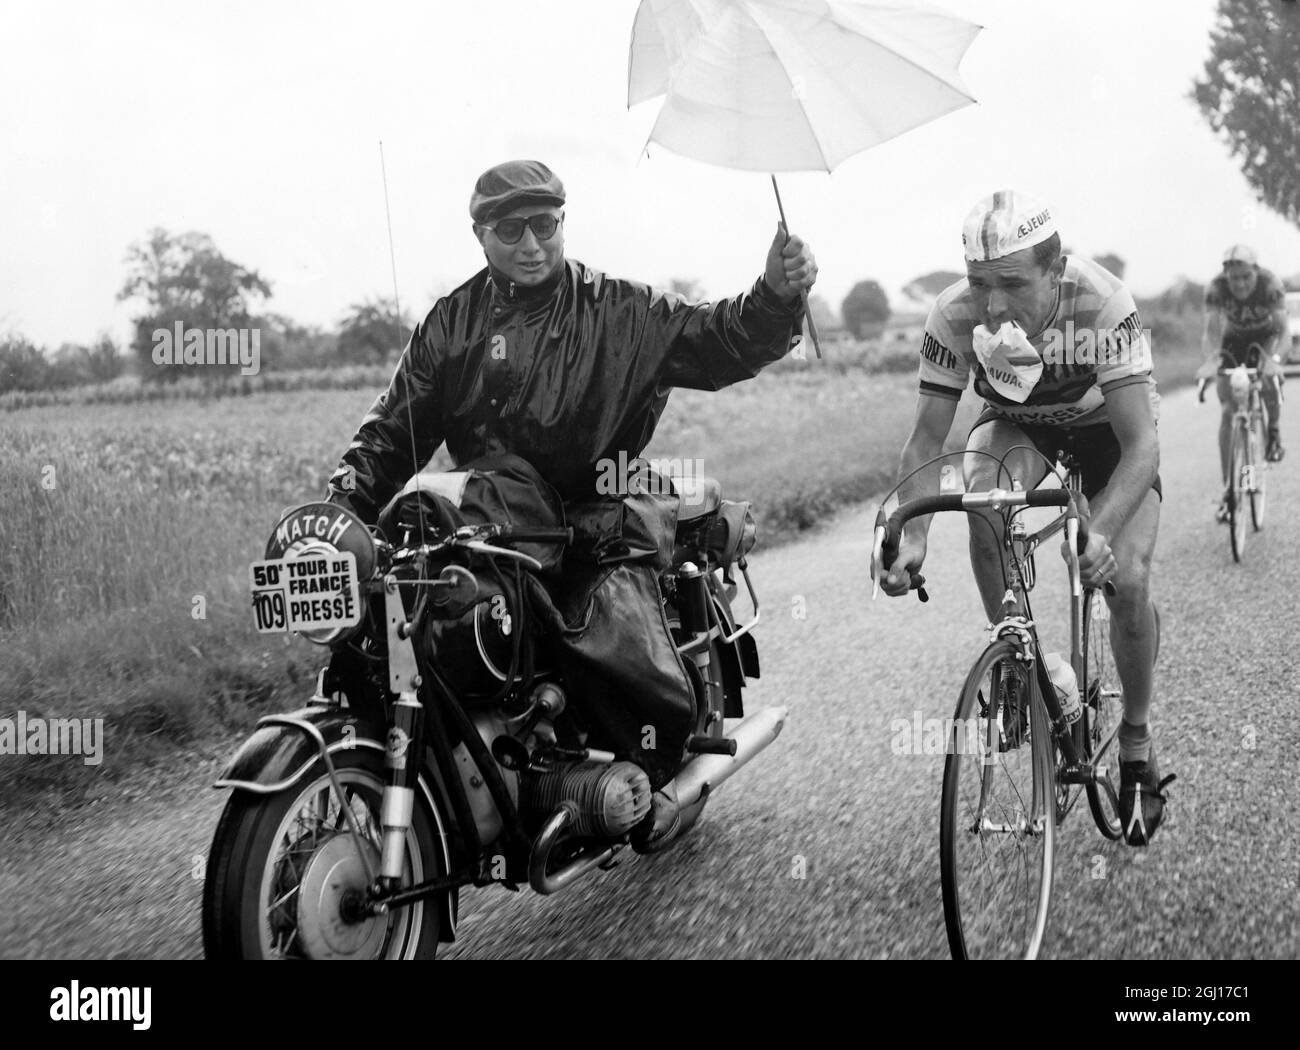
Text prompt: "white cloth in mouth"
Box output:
[[971, 321, 1044, 403]]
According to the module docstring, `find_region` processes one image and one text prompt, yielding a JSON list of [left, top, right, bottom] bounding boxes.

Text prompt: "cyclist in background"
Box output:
[[1199, 245, 1288, 523], [881, 191, 1172, 846]]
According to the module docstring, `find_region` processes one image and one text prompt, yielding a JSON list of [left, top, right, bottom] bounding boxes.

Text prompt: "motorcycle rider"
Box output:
[[325, 159, 816, 849]]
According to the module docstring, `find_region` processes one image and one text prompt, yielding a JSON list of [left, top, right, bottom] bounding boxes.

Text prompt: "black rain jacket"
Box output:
[[327, 258, 804, 521]]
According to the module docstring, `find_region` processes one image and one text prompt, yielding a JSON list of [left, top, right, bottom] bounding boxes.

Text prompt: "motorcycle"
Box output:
[[201, 469, 787, 959]]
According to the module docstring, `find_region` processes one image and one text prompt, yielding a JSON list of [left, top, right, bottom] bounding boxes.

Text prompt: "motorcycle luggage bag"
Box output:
[[375, 452, 567, 576]]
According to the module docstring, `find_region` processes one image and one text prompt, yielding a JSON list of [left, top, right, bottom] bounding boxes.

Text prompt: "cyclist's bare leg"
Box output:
[[1262, 370, 1282, 442], [1101, 487, 1161, 752], [1263, 376, 1281, 424], [964, 418, 1050, 621]]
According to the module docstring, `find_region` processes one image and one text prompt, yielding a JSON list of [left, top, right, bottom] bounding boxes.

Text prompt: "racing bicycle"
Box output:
[[1199, 362, 1269, 563], [871, 449, 1162, 959]]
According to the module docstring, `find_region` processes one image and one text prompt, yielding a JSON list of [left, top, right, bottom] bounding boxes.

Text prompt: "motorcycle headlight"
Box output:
[[708, 500, 757, 567]]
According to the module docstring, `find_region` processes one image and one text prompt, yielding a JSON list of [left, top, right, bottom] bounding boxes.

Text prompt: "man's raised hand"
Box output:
[[764, 222, 818, 301]]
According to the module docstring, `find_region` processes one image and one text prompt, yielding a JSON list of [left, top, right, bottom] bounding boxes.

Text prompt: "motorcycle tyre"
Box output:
[[202, 750, 446, 960]]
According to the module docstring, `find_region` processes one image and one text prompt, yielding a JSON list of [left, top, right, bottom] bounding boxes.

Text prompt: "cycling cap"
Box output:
[[1222, 243, 1257, 266], [962, 190, 1057, 262]]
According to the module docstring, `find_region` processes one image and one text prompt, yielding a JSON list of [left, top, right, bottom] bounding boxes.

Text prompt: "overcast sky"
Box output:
[[4, 0, 1300, 348]]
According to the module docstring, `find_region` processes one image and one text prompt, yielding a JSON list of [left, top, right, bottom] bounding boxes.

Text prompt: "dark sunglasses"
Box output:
[[481, 213, 562, 245]]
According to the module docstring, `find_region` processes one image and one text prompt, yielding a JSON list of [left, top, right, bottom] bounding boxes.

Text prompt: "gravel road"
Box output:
[[3, 382, 1297, 960]]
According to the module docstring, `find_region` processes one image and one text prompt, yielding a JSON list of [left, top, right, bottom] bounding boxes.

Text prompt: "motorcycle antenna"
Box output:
[[380, 139, 427, 549]]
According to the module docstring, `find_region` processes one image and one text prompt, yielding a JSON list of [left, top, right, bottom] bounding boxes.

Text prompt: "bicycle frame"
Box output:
[[871, 474, 1117, 806], [1000, 485, 1114, 805]]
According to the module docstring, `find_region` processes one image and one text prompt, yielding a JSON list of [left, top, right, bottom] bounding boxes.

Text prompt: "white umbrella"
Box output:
[[629, 0, 983, 354]]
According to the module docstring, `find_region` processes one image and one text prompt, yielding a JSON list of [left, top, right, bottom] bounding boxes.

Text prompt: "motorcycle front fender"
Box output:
[[213, 702, 386, 795]]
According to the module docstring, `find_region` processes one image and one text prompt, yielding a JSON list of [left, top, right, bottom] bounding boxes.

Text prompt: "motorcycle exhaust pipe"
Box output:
[[528, 804, 620, 896], [670, 705, 788, 809]]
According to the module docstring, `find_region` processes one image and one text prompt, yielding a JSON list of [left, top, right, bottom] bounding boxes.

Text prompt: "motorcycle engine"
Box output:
[[520, 761, 652, 838]]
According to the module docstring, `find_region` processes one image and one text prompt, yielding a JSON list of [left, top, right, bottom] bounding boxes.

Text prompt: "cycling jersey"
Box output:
[[1206, 267, 1286, 338], [918, 256, 1159, 428]]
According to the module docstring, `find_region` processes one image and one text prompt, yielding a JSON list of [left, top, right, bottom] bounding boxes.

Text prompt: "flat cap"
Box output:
[[470, 160, 565, 224]]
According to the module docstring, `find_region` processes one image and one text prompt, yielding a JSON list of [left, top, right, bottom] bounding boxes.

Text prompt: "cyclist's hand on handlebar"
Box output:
[[1065, 529, 1117, 591], [881, 538, 927, 598]]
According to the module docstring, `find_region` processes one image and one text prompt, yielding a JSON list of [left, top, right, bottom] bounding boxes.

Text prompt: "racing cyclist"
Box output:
[[880, 191, 1174, 846], [1198, 244, 1288, 523]]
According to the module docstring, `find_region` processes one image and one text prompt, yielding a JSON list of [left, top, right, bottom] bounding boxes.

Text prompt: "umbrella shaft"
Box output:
[[770, 174, 821, 360]]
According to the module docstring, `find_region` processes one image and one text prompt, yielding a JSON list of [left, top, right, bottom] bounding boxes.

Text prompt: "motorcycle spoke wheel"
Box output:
[[261, 774, 401, 959], [941, 641, 1055, 960], [203, 753, 445, 960]]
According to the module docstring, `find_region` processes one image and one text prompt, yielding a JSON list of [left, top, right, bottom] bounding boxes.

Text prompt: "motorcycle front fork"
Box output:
[[374, 575, 426, 892], [378, 690, 424, 890]]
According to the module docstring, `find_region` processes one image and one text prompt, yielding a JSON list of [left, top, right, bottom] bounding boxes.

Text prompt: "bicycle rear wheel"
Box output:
[[1083, 590, 1124, 839], [1250, 413, 1267, 530], [941, 639, 1055, 960], [1228, 423, 1249, 562]]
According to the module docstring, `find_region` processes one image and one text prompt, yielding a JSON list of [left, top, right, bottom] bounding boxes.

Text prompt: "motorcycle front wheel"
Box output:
[[202, 751, 447, 959]]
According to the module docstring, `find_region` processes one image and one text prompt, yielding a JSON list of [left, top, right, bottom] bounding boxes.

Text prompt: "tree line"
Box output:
[[1, 227, 411, 394]]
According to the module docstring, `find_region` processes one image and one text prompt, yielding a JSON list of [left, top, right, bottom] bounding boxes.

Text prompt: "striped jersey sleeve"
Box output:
[[1093, 286, 1152, 395], [918, 291, 970, 401]]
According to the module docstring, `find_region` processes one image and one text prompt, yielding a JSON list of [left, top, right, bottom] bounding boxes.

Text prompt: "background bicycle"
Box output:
[[1199, 355, 1271, 562]]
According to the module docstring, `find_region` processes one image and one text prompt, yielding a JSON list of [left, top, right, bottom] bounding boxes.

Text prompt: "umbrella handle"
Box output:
[[770, 175, 823, 360]]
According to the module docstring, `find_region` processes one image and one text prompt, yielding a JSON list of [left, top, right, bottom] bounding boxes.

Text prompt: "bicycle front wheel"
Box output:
[[1228, 422, 1249, 562], [941, 639, 1055, 960], [1250, 412, 1267, 530]]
